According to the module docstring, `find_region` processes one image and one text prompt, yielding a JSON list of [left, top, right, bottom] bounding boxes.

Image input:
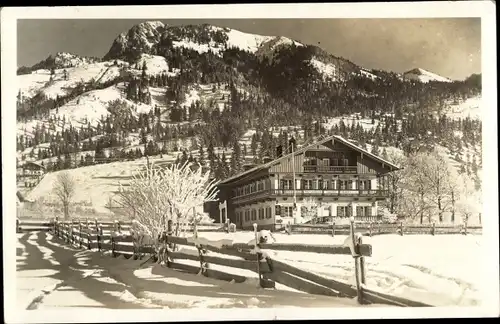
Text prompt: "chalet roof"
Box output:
[[219, 134, 401, 185], [25, 161, 45, 169]]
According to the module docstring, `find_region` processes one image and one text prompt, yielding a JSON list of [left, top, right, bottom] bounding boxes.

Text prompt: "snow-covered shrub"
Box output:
[[116, 160, 219, 258], [228, 223, 236, 233], [381, 208, 398, 224]]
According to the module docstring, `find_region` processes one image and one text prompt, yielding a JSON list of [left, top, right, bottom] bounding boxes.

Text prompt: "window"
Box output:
[[337, 206, 351, 217], [259, 208, 264, 220], [266, 207, 272, 219], [245, 210, 250, 222], [322, 158, 330, 166], [283, 206, 294, 217], [303, 179, 313, 190], [280, 179, 293, 190], [343, 159, 349, 166], [251, 209, 257, 221], [358, 180, 372, 190], [318, 179, 324, 190], [257, 181, 264, 191], [355, 206, 372, 217], [339, 180, 352, 190], [275, 205, 281, 215]]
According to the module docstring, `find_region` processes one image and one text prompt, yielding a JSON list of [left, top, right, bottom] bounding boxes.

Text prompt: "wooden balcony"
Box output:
[[303, 165, 357, 174], [272, 189, 389, 198], [232, 188, 389, 205]]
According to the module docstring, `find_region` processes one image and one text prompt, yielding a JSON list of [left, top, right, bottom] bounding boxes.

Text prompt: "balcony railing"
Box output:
[[271, 189, 388, 197], [232, 188, 389, 204], [303, 165, 358, 173]]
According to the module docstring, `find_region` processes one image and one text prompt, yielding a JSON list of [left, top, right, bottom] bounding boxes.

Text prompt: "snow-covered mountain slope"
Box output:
[[17, 83, 169, 139], [135, 54, 167, 72], [445, 95, 481, 120], [105, 22, 304, 59], [403, 68, 452, 83], [18, 60, 128, 100], [53, 52, 101, 68], [310, 57, 338, 80]]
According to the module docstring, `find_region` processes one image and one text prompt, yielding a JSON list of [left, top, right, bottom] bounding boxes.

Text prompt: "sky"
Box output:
[[17, 18, 481, 80]]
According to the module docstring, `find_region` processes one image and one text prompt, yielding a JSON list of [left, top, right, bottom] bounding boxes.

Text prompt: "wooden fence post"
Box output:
[[167, 219, 173, 251], [71, 220, 76, 245], [95, 220, 101, 251], [86, 219, 91, 250], [431, 222, 436, 236], [111, 233, 116, 257], [331, 221, 335, 237], [399, 221, 404, 236], [368, 222, 373, 237], [349, 218, 363, 304], [67, 222, 72, 244], [462, 221, 468, 235], [194, 221, 208, 275], [79, 221, 83, 248], [253, 223, 263, 287], [358, 236, 367, 295]]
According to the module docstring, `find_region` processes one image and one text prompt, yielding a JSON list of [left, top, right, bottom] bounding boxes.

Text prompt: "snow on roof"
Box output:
[[219, 135, 400, 185], [25, 161, 45, 169]]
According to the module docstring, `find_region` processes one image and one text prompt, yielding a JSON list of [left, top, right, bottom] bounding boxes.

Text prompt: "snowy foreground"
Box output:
[[16, 230, 484, 314], [16, 231, 380, 312]]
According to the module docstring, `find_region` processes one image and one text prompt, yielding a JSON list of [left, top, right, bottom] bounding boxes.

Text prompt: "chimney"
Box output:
[[263, 156, 273, 164], [243, 164, 256, 171], [276, 145, 283, 158]]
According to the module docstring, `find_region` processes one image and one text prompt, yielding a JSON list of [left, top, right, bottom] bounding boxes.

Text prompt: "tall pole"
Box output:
[[290, 141, 297, 222]]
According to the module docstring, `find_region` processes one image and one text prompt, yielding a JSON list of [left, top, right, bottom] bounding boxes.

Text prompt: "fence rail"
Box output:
[[275, 221, 482, 236], [42, 218, 438, 308]]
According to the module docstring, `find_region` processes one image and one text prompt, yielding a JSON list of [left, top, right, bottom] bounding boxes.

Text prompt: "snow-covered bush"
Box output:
[[116, 160, 219, 256], [381, 208, 398, 224]]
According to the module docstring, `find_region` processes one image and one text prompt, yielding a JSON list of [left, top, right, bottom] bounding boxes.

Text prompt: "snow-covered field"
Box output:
[[15, 229, 485, 314], [25, 158, 161, 213], [176, 231, 485, 307], [15, 231, 374, 313]]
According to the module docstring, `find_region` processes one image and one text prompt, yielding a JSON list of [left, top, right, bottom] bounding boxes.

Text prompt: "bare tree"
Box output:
[[399, 153, 433, 224], [384, 151, 406, 215], [455, 172, 481, 224], [420, 151, 454, 223], [52, 172, 76, 220]]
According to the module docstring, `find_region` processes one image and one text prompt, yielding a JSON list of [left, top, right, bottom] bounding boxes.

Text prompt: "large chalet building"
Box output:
[[212, 135, 400, 230]]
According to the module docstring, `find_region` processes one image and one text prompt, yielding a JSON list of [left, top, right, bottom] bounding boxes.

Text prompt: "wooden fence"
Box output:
[[16, 218, 223, 233], [48, 218, 433, 307], [277, 221, 482, 236]]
